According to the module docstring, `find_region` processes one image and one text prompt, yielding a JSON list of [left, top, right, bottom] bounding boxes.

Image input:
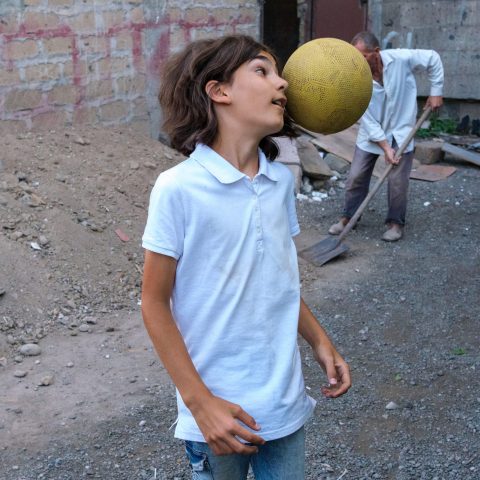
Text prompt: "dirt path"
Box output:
[[1, 124, 479, 479]]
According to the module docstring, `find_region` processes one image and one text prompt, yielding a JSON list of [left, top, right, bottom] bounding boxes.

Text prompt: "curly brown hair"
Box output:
[[158, 35, 297, 160]]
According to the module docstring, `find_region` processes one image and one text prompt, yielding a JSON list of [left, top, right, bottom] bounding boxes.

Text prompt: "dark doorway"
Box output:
[[262, 0, 299, 69], [311, 0, 368, 43]]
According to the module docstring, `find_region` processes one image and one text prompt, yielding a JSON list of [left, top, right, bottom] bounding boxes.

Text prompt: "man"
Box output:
[[329, 31, 444, 241]]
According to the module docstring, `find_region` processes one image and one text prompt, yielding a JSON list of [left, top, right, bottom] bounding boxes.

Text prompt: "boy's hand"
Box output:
[[189, 395, 265, 456], [313, 343, 351, 398]]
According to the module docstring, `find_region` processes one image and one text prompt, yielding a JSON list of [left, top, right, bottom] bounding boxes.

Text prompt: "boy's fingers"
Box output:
[[323, 359, 338, 386], [234, 408, 261, 431], [322, 363, 351, 398], [225, 438, 259, 456], [233, 424, 265, 446]]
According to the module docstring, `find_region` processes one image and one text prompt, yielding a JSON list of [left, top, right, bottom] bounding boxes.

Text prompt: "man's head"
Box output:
[[351, 32, 381, 73]]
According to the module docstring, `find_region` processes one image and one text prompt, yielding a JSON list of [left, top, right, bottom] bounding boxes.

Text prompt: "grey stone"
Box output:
[[296, 137, 333, 179], [19, 343, 41, 356], [415, 140, 445, 164], [386, 401, 400, 410], [39, 374, 54, 386], [324, 153, 351, 173]]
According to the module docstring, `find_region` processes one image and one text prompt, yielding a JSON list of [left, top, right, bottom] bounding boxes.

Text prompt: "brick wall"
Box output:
[[0, 0, 260, 134]]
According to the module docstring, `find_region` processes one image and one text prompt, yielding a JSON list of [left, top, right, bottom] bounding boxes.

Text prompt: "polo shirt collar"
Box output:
[[191, 143, 279, 184]]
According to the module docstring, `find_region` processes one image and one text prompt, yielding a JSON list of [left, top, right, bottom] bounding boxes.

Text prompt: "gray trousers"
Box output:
[[343, 144, 414, 226]]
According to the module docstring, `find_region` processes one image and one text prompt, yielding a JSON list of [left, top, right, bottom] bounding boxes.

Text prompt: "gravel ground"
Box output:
[[1, 125, 479, 480]]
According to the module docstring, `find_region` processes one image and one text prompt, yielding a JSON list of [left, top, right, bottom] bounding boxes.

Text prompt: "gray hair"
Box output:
[[351, 31, 380, 50]]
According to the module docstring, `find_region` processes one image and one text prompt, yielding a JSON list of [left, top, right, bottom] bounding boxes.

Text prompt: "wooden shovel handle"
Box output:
[[338, 106, 432, 241]]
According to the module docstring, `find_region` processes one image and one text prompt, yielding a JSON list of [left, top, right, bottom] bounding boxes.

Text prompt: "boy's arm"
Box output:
[[298, 297, 351, 398], [141, 250, 265, 455]]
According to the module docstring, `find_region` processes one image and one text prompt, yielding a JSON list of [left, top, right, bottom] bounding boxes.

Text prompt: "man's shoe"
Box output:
[[329, 219, 347, 235], [382, 224, 403, 242]]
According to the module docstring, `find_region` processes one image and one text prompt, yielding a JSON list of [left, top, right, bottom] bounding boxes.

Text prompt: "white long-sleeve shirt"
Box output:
[[356, 49, 444, 154]]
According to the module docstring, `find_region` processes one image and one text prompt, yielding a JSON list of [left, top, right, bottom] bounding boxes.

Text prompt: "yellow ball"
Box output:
[[283, 38, 373, 134]]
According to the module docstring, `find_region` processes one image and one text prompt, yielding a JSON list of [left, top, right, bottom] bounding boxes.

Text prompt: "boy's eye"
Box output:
[[255, 66, 266, 75]]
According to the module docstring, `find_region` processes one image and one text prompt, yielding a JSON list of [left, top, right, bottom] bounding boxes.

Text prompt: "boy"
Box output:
[[142, 35, 351, 479]]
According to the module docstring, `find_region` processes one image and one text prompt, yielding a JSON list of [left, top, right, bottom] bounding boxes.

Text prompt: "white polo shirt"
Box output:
[[357, 49, 444, 154], [143, 143, 315, 442]]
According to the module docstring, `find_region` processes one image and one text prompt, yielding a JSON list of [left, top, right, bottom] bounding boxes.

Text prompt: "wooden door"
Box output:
[[310, 0, 368, 42]]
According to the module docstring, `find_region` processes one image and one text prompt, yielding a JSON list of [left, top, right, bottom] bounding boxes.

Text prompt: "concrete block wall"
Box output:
[[0, 0, 259, 134], [368, 0, 480, 104]]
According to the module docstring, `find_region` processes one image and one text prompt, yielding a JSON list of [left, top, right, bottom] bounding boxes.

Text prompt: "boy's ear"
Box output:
[[205, 80, 231, 105]]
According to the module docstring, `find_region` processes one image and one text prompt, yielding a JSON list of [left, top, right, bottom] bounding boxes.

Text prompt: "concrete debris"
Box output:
[[275, 136, 302, 193], [296, 136, 333, 179], [415, 140, 445, 164], [324, 153, 350, 173], [442, 142, 480, 167]]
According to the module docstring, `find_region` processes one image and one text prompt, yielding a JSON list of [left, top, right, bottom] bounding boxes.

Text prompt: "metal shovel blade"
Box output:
[[299, 236, 349, 266]]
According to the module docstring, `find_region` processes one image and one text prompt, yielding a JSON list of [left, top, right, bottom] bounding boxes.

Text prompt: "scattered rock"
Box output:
[[386, 401, 400, 410], [19, 343, 41, 356], [13, 370, 27, 378], [38, 374, 54, 386], [38, 235, 49, 246]]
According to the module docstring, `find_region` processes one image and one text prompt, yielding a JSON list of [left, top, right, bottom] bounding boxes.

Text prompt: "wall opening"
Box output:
[[262, 0, 299, 69]]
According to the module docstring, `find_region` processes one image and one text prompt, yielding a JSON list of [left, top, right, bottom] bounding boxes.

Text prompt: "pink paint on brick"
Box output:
[[0, 8, 258, 129], [131, 29, 143, 71]]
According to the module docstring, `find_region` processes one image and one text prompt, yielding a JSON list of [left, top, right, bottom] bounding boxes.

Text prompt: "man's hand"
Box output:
[[383, 144, 399, 165], [189, 394, 265, 456], [377, 140, 399, 165], [313, 342, 351, 399], [425, 95, 443, 112]]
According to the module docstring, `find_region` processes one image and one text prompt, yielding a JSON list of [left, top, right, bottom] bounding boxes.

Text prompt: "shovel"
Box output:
[[299, 106, 432, 267]]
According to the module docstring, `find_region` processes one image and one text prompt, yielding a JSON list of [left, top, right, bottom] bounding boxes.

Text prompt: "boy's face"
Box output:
[[223, 51, 288, 138]]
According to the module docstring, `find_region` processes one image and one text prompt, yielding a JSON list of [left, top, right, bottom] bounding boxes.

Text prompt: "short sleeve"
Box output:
[[142, 171, 185, 259], [286, 171, 300, 237]]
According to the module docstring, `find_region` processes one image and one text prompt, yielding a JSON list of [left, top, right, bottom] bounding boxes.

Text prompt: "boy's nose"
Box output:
[[278, 75, 288, 91]]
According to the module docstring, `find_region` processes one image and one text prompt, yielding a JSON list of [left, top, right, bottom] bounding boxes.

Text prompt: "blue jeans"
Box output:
[[184, 426, 305, 479]]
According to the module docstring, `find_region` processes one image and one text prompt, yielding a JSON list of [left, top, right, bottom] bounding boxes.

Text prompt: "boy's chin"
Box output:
[[265, 120, 285, 137]]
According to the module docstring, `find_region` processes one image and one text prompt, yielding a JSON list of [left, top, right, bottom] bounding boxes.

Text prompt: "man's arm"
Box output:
[[408, 49, 444, 112], [298, 298, 351, 398], [360, 89, 397, 164], [141, 250, 265, 455]]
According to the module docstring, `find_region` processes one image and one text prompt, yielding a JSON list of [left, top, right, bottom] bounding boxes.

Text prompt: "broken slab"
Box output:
[[324, 153, 350, 173], [441, 142, 480, 167], [296, 136, 333, 179], [274, 136, 302, 193], [414, 140, 445, 164], [301, 124, 358, 163], [410, 164, 456, 182]]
